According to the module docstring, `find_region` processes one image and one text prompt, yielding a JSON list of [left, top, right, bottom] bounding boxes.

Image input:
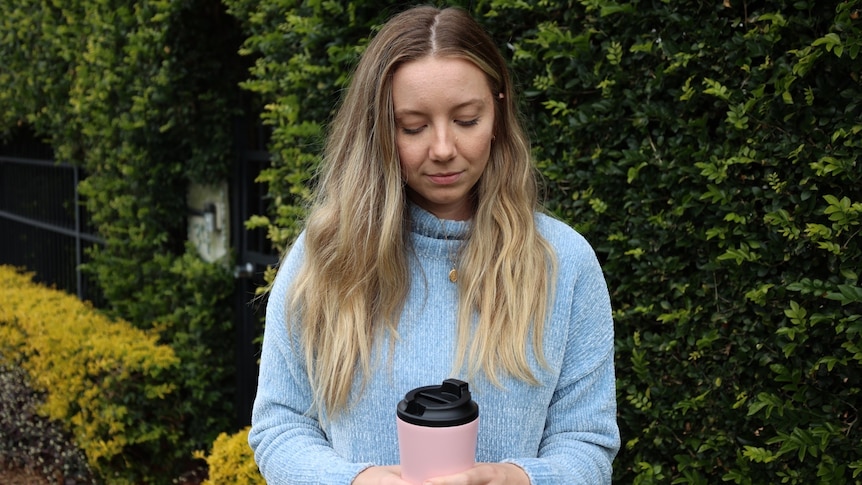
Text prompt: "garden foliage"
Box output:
[[225, 0, 862, 482], [0, 363, 94, 484], [194, 426, 265, 485], [0, 0, 243, 480], [0, 266, 179, 483]]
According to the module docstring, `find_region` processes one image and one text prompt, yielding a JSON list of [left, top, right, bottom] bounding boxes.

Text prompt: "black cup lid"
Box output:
[[397, 379, 479, 427]]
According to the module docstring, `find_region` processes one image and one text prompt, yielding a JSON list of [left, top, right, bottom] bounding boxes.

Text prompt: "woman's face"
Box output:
[[392, 56, 495, 221]]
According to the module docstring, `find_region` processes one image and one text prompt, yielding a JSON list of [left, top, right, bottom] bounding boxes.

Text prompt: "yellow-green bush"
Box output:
[[0, 265, 182, 483], [195, 426, 264, 485]]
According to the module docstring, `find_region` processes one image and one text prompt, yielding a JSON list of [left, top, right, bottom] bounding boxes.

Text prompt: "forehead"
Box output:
[[392, 57, 492, 113]]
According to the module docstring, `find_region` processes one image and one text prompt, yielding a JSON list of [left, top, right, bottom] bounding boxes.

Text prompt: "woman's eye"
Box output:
[[456, 118, 480, 127], [401, 126, 425, 135]]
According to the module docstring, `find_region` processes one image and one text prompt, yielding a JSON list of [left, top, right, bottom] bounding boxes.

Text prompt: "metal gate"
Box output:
[[0, 127, 104, 304], [0, 122, 278, 428]]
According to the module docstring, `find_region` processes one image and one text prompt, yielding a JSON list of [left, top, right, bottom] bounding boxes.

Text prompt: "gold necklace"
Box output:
[[440, 220, 459, 283]]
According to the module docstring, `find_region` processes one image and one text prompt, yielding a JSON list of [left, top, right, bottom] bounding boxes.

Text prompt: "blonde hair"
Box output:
[[289, 6, 556, 415]]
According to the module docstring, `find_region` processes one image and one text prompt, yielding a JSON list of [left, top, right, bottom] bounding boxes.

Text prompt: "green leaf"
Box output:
[[812, 33, 843, 56]]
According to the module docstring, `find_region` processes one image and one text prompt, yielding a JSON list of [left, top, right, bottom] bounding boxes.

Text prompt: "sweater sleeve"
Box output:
[[248, 236, 374, 484], [505, 234, 620, 484]]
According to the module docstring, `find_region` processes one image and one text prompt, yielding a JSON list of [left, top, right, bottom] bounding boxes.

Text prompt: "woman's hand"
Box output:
[[352, 465, 411, 485], [422, 463, 530, 485]]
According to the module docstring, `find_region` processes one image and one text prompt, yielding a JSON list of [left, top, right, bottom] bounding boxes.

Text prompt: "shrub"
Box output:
[[0, 363, 95, 484], [195, 427, 264, 485], [0, 265, 182, 483]]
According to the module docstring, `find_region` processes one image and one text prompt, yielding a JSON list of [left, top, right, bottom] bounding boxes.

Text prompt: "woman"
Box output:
[[249, 6, 619, 484]]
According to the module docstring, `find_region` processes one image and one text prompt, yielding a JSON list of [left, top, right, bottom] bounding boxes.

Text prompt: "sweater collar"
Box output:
[[408, 203, 470, 241]]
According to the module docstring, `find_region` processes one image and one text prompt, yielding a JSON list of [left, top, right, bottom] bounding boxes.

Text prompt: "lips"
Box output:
[[427, 172, 462, 185]]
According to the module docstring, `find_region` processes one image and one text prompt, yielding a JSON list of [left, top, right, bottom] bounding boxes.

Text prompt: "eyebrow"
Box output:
[[394, 98, 485, 118]]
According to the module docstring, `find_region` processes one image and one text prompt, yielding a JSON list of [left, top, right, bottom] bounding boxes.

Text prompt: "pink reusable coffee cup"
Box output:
[[396, 379, 479, 485]]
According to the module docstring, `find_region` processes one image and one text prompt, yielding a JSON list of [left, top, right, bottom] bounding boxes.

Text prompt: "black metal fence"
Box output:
[[1, 121, 278, 427], [0, 128, 104, 304]]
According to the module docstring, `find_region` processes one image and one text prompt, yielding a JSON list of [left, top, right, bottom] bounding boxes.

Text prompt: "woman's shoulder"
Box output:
[[534, 211, 597, 261], [267, 231, 308, 296]]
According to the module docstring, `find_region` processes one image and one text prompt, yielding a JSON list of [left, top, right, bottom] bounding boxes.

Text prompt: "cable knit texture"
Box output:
[[249, 204, 620, 484]]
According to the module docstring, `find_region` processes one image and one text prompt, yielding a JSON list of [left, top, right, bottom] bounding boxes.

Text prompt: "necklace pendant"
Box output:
[[448, 268, 458, 283]]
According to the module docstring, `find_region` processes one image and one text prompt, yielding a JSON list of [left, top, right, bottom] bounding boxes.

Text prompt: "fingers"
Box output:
[[422, 463, 529, 485], [352, 465, 410, 485]]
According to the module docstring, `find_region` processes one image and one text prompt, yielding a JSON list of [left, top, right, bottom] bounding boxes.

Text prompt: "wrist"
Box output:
[[501, 462, 530, 485]]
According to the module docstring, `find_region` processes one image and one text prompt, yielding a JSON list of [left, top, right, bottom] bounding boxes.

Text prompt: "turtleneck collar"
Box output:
[[408, 202, 470, 241]]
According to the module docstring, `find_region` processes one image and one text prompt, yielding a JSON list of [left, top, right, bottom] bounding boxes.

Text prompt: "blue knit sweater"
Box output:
[[249, 204, 619, 484]]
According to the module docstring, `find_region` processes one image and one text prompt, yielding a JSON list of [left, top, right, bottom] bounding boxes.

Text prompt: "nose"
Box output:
[[429, 125, 456, 162]]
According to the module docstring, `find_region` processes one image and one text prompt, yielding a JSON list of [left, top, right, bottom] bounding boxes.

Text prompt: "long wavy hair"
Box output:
[[289, 6, 556, 415]]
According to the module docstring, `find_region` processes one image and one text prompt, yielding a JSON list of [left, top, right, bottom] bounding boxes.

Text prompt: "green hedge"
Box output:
[[0, 0, 243, 480], [225, 0, 862, 482], [0, 266, 180, 483]]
